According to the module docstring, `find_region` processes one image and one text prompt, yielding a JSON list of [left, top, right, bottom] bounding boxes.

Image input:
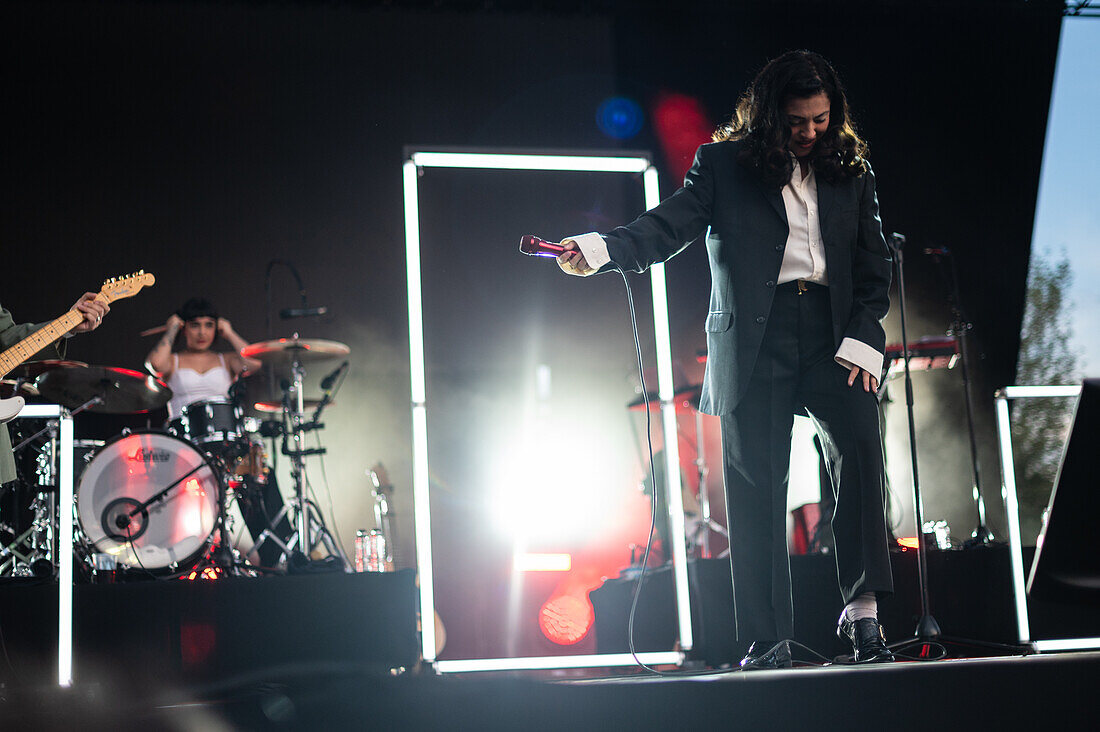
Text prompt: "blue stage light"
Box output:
[[596, 97, 644, 140]]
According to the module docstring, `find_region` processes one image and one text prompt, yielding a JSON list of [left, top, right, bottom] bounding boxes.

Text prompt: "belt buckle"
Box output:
[[797, 279, 809, 295]]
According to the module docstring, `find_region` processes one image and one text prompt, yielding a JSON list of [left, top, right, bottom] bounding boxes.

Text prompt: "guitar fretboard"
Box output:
[[0, 310, 83, 378]]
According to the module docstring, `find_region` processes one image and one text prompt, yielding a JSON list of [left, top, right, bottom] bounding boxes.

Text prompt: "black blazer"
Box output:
[[602, 140, 892, 416]]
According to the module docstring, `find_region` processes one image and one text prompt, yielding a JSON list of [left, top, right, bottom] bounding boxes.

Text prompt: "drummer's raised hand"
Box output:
[[556, 241, 596, 277], [217, 317, 235, 339], [71, 292, 110, 333]]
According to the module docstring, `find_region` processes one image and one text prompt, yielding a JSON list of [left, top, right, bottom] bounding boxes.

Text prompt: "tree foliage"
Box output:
[[1012, 249, 1080, 542]]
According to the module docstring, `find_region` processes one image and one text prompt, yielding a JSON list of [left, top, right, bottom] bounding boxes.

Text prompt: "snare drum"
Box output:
[[76, 431, 220, 574], [168, 398, 246, 457]]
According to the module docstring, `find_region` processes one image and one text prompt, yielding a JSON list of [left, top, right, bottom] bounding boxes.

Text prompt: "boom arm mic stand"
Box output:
[[926, 247, 995, 546]]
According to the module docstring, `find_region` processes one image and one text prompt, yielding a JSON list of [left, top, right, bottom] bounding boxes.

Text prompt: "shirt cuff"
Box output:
[[834, 337, 884, 377], [563, 232, 611, 271]]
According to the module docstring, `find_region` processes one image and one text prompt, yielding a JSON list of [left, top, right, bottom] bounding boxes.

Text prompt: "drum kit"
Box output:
[[1, 335, 352, 580]]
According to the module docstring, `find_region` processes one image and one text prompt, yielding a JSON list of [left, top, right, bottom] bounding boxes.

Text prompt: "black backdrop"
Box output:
[[1, 0, 1063, 647]]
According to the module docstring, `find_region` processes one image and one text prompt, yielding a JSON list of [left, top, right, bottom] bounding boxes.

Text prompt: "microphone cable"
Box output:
[[610, 265, 738, 677], [607, 264, 665, 675]]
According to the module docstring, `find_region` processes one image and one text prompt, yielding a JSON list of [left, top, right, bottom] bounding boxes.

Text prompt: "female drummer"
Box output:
[[145, 297, 259, 417], [145, 298, 290, 568]]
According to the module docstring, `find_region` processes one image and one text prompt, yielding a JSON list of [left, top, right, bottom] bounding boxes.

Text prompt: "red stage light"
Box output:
[[538, 593, 594, 646], [651, 92, 713, 182]]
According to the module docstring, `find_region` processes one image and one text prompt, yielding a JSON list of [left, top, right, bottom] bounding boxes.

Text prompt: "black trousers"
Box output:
[[719, 281, 893, 641]]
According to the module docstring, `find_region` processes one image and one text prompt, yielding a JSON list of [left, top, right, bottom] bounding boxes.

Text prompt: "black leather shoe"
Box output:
[[838, 617, 895, 663], [739, 640, 792, 670]]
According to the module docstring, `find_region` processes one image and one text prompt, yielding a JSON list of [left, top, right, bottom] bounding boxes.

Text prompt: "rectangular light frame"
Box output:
[[994, 383, 1084, 651], [403, 149, 691, 671], [15, 404, 74, 686]]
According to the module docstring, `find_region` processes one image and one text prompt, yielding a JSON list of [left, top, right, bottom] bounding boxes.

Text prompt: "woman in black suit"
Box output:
[[558, 50, 895, 667]]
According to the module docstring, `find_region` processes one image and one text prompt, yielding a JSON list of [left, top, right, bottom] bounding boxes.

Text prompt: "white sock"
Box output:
[[840, 592, 878, 624]]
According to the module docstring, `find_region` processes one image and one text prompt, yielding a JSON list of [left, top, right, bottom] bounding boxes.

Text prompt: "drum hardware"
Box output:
[[368, 462, 396, 566], [11, 395, 104, 454], [241, 336, 351, 570], [2, 411, 104, 578], [626, 381, 728, 560], [167, 398, 248, 459], [1, 378, 38, 400]]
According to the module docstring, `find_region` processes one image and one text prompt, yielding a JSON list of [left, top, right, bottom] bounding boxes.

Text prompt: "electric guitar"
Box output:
[[0, 271, 156, 423]]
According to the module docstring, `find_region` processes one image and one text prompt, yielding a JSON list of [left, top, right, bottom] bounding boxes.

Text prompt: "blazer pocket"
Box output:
[[705, 311, 732, 333]]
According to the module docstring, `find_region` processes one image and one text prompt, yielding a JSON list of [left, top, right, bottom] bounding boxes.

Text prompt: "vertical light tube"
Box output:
[[58, 412, 74, 687], [643, 165, 693, 651], [995, 394, 1031, 644], [404, 159, 437, 663]]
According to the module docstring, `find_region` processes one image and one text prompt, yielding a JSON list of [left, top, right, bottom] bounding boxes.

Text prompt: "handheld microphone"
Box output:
[[519, 235, 567, 257], [280, 306, 328, 319]]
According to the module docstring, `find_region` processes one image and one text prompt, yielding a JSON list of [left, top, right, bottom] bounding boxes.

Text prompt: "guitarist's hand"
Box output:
[[71, 293, 110, 333]]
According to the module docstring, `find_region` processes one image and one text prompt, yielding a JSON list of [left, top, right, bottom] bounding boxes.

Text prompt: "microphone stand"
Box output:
[[888, 234, 1024, 658], [928, 248, 994, 546], [887, 233, 941, 646]]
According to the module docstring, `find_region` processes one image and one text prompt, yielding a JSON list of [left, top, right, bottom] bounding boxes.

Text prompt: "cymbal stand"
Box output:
[[11, 395, 102, 453], [278, 346, 349, 569], [690, 406, 727, 558]]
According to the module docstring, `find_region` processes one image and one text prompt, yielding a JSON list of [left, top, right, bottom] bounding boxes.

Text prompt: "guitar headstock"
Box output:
[[100, 271, 156, 303]]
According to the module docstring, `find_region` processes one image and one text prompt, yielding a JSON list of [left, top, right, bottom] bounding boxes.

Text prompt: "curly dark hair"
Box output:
[[176, 297, 218, 323], [713, 50, 868, 188]]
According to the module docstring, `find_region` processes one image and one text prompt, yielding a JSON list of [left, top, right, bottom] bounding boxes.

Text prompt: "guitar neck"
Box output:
[[0, 310, 83, 379]]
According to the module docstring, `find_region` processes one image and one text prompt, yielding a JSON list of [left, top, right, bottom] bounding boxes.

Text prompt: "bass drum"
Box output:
[[77, 431, 220, 574]]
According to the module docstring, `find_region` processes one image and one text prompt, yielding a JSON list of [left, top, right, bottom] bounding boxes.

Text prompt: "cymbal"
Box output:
[[35, 366, 172, 414], [627, 384, 703, 411], [233, 368, 330, 418], [6, 360, 88, 380], [251, 399, 332, 413], [241, 338, 350, 366]]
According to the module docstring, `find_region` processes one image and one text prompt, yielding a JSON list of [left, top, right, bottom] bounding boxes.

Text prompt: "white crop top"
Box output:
[[166, 353, 234, 419]]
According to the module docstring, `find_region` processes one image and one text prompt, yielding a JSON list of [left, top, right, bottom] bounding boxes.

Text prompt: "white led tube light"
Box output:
[[410, 151, 650, 173], [15, 405, 73, 686], [435, 651, 683, 673], [403, 150, 691, 670], [994, 384, 1085, 651]]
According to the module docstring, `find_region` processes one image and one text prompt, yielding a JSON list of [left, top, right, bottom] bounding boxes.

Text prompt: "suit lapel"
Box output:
[[762, 186, 787, 225], [815, 172, 836, 242]]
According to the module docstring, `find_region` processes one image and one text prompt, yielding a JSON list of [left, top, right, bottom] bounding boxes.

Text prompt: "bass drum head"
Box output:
[[77, 432, 219, 572]]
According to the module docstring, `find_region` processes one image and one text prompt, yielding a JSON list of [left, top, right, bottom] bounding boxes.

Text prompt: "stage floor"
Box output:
[[5, 650, 1098, 730]]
